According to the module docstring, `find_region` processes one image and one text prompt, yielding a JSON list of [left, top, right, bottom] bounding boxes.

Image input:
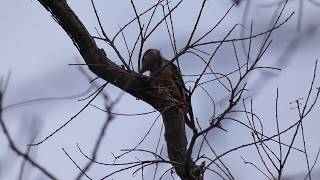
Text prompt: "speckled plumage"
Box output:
[[140, 49, 185, 103], [140, 49, 194, 129]]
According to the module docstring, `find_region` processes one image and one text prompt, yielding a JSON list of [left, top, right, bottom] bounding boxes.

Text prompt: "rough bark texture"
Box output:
[[161, 106, 187, 176], [38, 0, 203, 179]]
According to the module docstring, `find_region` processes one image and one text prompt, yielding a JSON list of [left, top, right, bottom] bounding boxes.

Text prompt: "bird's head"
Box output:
[[140, 49, 163, 75]]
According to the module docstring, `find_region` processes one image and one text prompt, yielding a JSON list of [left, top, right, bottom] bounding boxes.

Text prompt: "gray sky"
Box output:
[[1, 0, 320, 179]]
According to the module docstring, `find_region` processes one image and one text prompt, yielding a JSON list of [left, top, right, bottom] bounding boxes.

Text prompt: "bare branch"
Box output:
[[0, 76, 57, 180]]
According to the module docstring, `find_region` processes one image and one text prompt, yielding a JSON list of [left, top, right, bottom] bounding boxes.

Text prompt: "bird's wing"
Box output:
[[163, 60, 195, 128], [163, 60, 184, 86], [163, 60, 187, 100]]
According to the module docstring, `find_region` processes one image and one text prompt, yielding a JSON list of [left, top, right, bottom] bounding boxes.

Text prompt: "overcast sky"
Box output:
[[1, 0, 320, 180]]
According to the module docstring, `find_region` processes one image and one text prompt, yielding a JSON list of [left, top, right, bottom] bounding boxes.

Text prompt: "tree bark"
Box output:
[[37, 0, 203, 179]]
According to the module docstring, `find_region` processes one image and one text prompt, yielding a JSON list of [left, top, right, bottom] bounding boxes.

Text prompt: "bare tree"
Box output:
[[1, 0, 320, 179]]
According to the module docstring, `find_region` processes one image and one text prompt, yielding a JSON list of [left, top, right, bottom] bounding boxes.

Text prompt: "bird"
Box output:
[[140, 49, 195, 129]]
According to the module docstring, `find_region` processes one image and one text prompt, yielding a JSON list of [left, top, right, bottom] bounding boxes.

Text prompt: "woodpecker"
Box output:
[[140, 49, 195, 129]]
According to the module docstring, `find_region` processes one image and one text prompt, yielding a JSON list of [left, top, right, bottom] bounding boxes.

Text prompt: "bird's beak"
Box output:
[[139, 67, 146, 74]]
